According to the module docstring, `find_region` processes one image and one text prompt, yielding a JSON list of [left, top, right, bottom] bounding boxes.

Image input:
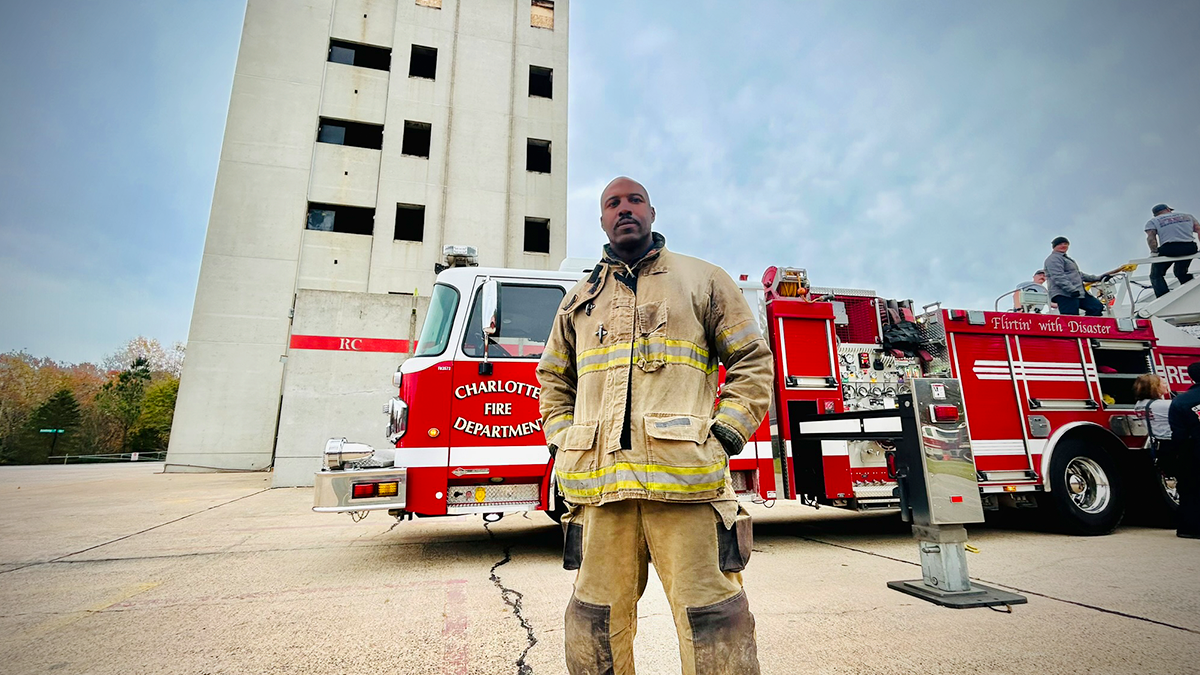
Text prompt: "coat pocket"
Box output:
[[563, 422, 598, 451], [717, 506, 753, 573], [636, 301, 668, 336], [635, 302, 669, 372], [554, 423, 598, 500], [643, 413, 723, 471], [644, 413, 709, 443]]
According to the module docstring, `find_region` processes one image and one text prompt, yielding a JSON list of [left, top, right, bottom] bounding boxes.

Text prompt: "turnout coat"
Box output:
[[536, 234, 774, 506]]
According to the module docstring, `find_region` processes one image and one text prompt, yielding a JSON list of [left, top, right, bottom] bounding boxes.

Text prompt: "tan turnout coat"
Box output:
[[536, 235, 774, 506]]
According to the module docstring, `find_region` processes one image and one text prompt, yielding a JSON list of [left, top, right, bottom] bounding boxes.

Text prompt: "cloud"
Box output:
[[3, 0, 1199, 361], [0, 0, 242, 363], [568, 0, 1200, 310]]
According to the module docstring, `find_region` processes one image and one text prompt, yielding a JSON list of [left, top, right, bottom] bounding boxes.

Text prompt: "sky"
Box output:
[[1, 1, 1198, 364]]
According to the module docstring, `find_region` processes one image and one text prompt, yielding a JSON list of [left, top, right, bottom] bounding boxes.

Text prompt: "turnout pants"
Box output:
[[562, 499, 759, 675], [1150, 241, 1198, 298]]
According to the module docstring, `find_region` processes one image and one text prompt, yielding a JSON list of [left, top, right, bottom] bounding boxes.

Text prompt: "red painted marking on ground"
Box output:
[[443, 579, 470, 674]]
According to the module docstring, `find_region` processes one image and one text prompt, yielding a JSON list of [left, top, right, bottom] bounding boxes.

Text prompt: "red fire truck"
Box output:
[[314, 261, 1195, 534]]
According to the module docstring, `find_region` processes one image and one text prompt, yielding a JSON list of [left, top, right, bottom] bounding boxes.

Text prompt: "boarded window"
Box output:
[[306, 203, 375, 236], [402, 121, 432, 158], [317, 118, 384, 150], [395, 204, 425, 242], [529, 65, 552, 98], [328, 39, 391, 71], [524, 217, 550, 253], [531, 0, 554, 29], [416, 0, 441, 7], [526, 138, 551, 173], [409, 45, 437, 79]]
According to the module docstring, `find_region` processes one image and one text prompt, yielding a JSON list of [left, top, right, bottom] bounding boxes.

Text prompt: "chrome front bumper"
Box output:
[[312, 467, 408, 513]]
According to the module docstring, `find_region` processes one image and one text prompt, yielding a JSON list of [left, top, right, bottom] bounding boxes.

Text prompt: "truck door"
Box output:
[[446, 280, 565, 514]]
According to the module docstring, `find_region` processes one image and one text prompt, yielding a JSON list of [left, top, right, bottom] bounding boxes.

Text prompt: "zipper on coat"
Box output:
[[620, 260, 638, 450]]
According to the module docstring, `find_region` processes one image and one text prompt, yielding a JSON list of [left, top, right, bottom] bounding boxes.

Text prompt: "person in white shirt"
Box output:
[[1145, 204, 1200, 298], [1133, 373, 1175, 459]]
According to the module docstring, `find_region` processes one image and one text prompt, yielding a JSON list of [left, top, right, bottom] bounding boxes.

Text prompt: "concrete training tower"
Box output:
[[168, 0, 568, 485]]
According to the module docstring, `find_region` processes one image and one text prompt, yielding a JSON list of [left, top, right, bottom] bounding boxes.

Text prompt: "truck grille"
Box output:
[[446, 483, 540, 506]]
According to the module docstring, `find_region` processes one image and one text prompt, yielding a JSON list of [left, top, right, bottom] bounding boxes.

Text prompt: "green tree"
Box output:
[[95, 357, 152, 453], [130, 377, 179, 453], [1, 389, 81, 465]]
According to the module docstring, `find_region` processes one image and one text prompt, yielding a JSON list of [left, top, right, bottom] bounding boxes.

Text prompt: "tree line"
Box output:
[[0, 337, 184, 464]]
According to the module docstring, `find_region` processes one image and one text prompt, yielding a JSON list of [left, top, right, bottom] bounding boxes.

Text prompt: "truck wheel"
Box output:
[[1159, 470, 1180, 509], [1138, 467, 1180, 527], [1048, 440, 1124, 535]]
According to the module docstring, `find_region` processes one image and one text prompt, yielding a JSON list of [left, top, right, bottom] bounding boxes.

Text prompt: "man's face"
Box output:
[[1034, 272, 1046, 284], [600, 178, 655, 250], [1054, 242, 1069, 254]]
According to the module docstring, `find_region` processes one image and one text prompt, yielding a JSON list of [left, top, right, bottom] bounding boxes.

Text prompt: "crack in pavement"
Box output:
[[0, 488, 271, 576], [485, 522, 538, 675], [790, 529, 1200, 635]]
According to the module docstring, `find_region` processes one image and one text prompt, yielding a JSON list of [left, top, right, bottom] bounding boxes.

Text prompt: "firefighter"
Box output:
[[1167, 361, 1200, 539], [537, 176, 773, 674]]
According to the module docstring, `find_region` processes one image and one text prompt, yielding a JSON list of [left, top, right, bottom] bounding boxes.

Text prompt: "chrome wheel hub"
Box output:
[[1064, 457, 1110, 514]]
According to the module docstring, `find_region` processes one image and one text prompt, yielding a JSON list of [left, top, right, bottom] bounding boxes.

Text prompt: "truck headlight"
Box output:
[[385, 397, 408, 442]]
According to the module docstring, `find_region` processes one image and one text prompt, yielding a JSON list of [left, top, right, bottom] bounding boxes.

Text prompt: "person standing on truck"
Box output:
[[1043, 236, 1114, 316], [536, 176, 774, 675], [1167, 361, 1200, 539], [1145, 203, 1200, 298], [1012, 269, 1050, 311]]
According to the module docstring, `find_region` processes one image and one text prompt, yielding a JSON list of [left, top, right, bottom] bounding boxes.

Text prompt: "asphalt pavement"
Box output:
[[0, 463, 1197, 674]]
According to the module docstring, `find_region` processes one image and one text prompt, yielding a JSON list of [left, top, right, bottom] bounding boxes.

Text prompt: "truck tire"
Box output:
[[1138, 465, 1179, 527], [1047, 440, 1125, 535]]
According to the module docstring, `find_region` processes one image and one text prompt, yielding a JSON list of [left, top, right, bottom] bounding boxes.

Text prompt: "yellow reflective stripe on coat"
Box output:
[[544, 413, 574, 441], [634, 337, 717, 373], [539, 348, 573, 375], [556, 459, 727, 498], [717, 321, 762, 355], [714, 399, 757, 439], [559, 479, 727, 499], [577, 343, 633, 375]]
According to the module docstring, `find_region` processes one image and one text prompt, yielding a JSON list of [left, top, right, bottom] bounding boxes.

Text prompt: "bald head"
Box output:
[[601, 176, 651, 208], [600, 176, 656, 262]]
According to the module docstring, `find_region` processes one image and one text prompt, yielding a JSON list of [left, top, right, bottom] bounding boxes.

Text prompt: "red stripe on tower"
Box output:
[[289, 335, 414, 353]]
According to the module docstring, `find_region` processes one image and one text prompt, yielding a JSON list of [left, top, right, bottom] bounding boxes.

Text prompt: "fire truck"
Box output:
[[314, 254, 1197, 535]]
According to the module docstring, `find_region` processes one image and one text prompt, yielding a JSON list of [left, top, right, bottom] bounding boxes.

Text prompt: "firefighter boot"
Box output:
[[564, 499, 759, 675]]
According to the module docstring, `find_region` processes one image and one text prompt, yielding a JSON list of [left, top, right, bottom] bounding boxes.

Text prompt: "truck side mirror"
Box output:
[[479, 279, 500, 376], [481, 279, 500, 338]]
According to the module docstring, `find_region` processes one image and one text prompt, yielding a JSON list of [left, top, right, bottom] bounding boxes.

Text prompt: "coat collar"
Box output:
[[602, 232, 667, 273]]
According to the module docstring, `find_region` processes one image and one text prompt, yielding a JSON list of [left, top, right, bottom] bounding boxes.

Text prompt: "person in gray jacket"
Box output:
[[1043, 236, 1119, 316]]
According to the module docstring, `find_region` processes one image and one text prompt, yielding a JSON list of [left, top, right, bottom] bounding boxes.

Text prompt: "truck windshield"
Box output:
[[413, 283, 459, 357]]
